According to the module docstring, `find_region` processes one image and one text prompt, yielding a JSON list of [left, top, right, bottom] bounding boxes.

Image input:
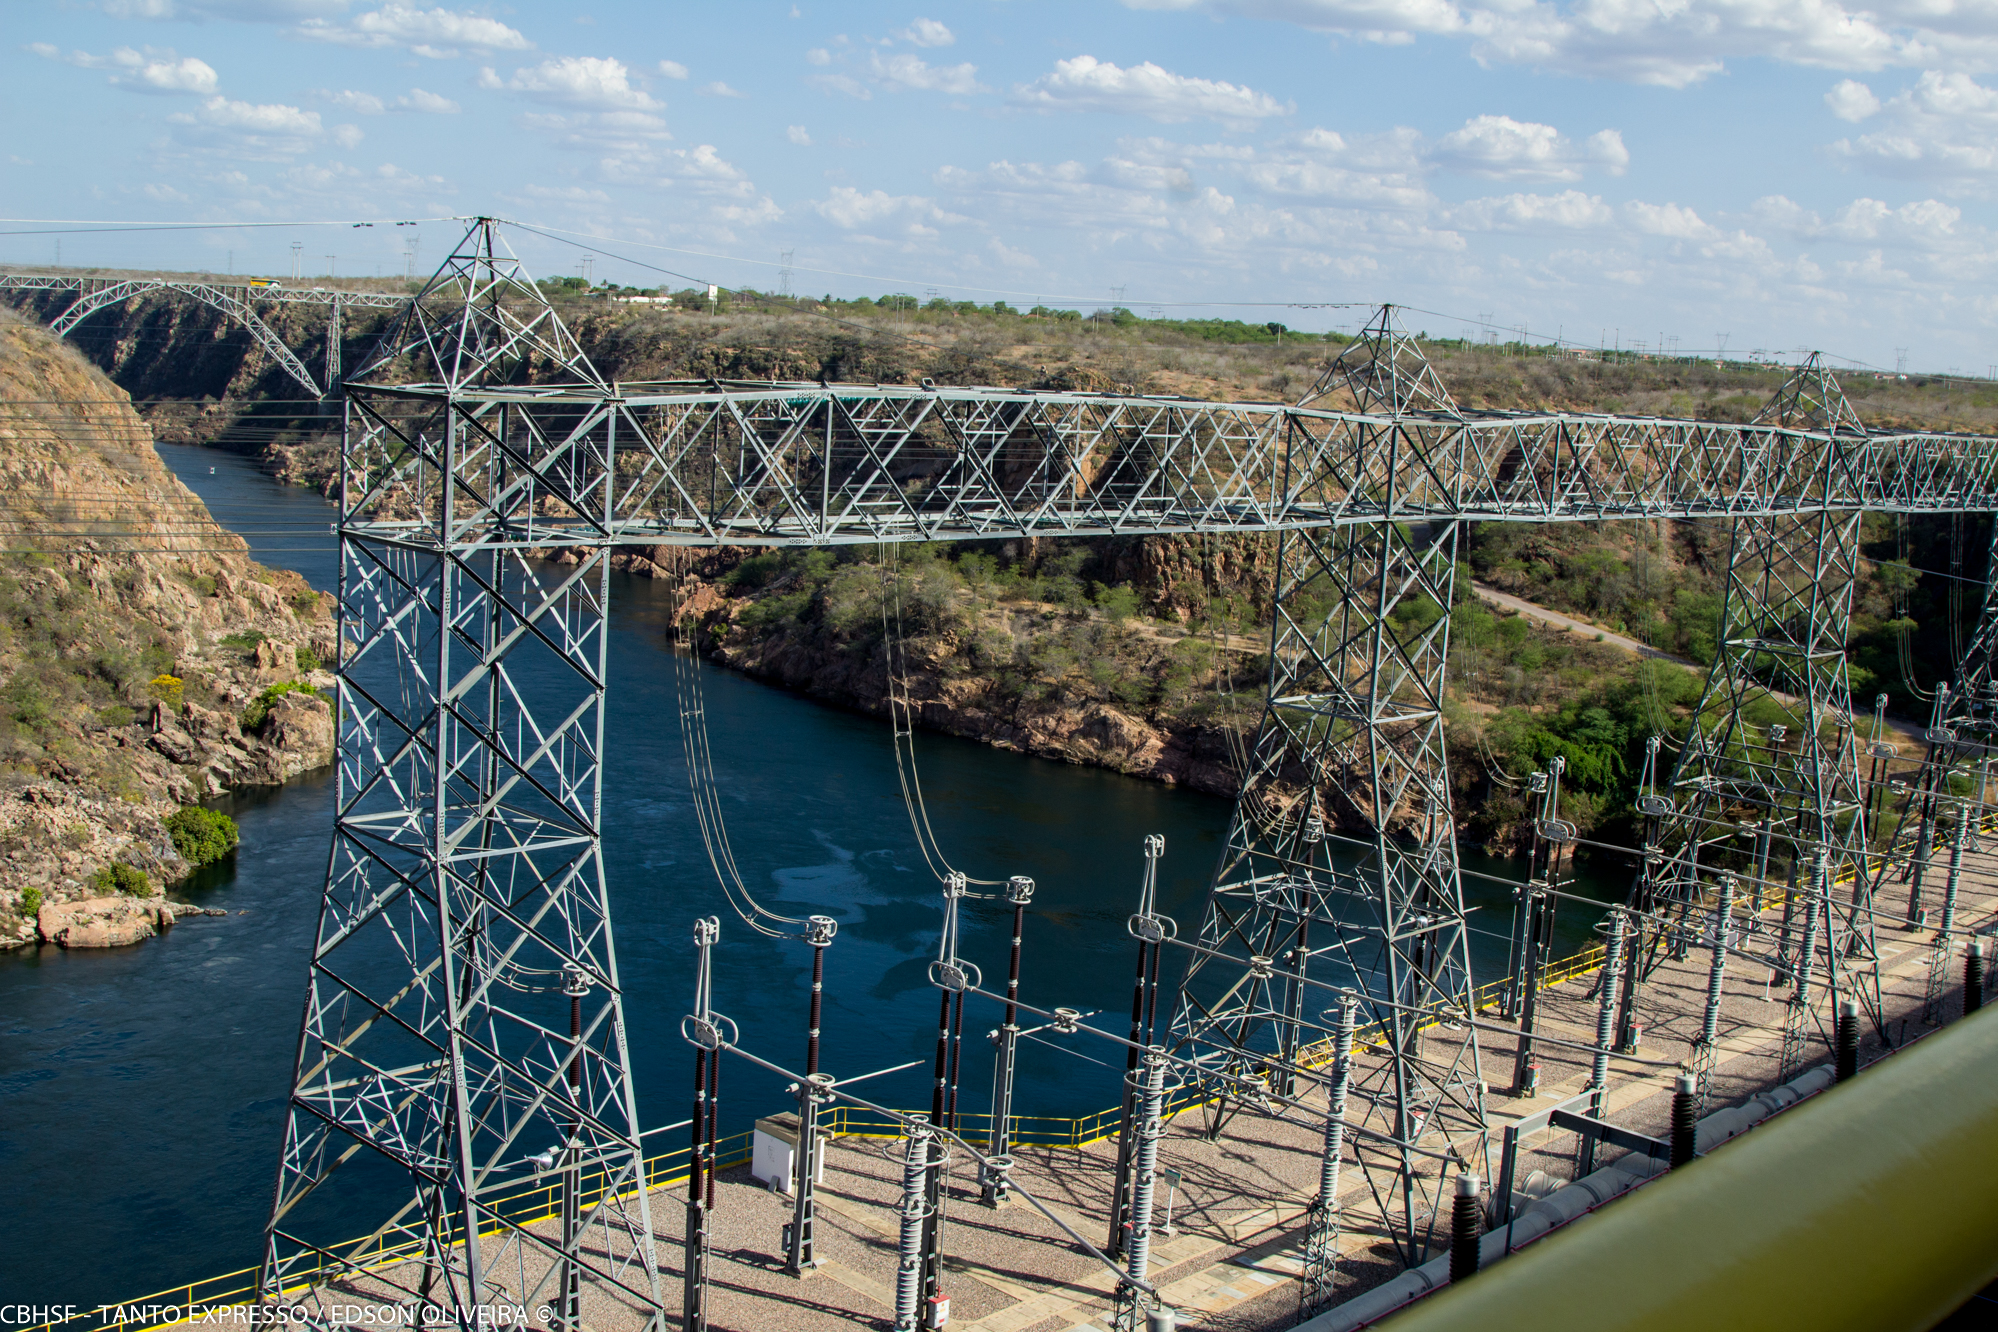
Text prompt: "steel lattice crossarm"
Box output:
[[337, 379, 1998, 550]]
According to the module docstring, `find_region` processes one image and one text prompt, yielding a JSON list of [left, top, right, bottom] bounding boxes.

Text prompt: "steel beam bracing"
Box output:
[[253, 218, 1998, 1308], [1624, 357, 1883, 1063], [1166, 310, 1489, 1267], [261, 221, 661, 1330]]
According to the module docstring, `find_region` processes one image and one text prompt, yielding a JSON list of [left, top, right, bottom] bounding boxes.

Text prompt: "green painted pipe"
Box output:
[[1383, 1007, 1998, 1332]]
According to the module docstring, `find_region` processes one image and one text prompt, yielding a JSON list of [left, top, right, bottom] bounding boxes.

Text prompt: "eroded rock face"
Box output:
[[0, 312, 338, 949], [257, 692, 335, 783], [37, 896, 160, 948]]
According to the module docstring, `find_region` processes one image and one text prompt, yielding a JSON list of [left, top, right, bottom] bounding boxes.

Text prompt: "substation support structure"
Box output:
[[1167, 310, 1490, 1268], [1625, 359, 1892, 1083], [261, 223, 664, 1326], [243, 218, 1998, 1329]]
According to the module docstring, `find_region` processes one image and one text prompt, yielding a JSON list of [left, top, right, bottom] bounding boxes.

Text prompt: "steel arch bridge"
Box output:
[[148, 218, 1992, 1329]]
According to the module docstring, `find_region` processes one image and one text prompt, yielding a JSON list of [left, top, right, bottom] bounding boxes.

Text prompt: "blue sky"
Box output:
[[4, 0, 1995, 371]]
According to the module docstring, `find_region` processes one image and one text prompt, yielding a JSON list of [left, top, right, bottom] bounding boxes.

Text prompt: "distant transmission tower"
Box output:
[[1897, 348, 1910, 375], [290, 242, 302, 281], [778, 249, 795, 299]]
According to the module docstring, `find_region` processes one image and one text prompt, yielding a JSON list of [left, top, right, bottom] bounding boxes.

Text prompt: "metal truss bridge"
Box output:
[[0, 270, 405, 399], [37, 220, 1994, 1331]]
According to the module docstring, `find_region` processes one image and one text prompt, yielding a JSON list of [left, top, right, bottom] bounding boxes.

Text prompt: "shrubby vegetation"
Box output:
[[165, 805, 239, 869], [88, 862, 151, 896]]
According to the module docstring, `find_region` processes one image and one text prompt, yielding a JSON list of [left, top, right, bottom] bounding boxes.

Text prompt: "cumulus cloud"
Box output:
[[808, 185, 962, 236], [1430, 116, 1628, 180], [1444, 188, 1614, 230], [1826, 78, 1881, 121], [1013, 56, 1292, 127], [164, 94, 330, 158], [1626, 200, 1715, 239], [324, 88, 388, 114], [900, 18, 955, 47], [869, 52, 984, 94], [659, 60, 690, 79], [481, 56, 663, 110], [296, 5, 532, 57], [787, 124, 813, 144], [130, 55, 220, 93], [318, 86, 460, 114], [31, 44, 220, 95], [1831, 70, 1998, 186], [700, 81, 746, 97]]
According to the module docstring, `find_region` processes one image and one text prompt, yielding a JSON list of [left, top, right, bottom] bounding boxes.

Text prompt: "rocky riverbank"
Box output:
[[0, 310, 336, 948]]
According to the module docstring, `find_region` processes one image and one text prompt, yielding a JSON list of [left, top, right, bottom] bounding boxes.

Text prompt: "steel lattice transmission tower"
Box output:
[[262, 219, 664, 1329], [1169, 307, 1488, 1268], [1625, 355, 1883, 1076]]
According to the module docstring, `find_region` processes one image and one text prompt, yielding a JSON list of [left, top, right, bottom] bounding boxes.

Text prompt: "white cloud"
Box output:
[[324, 89, 387, 114], [1445, 189, 1614, 230], [1013, 56, 1291, 127], [1831, 70, 1998, 186], [102, 0, 345, 15], [317, 87, 459, 114], [1430, 115, 1627, 180], [806, 47, 832, 65], [483, 56, 663, 110], [808, 185, 962, 236], [1826, 78, 1881, 121], [1626, 200, 1715, 239], [296, 5, 532, 57], [167, 94, 326, 158], [810, 73, 873, 100], [787, 124, 813, 144], [1119, 0, 1960, 89], [700, 81, 746, 98], [1753, 193, 1966, 248], [184, 96, 322, 135], [869, 52, 984, 94], [132, 55, 219, 94], [31, 43, 219, 95], [333, 123, 365, 148], [399, 88, 460, 113], [900, 18, 956, 47], [659, 59, 690, 79]]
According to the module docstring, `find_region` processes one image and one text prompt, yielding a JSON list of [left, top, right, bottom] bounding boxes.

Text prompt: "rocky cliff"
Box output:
[[0, 309, 336, 947]]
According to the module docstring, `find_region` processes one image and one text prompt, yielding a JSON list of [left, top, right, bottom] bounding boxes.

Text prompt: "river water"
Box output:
[[0, 446, 1626, 1308]]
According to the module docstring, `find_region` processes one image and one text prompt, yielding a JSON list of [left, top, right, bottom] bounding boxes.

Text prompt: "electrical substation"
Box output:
[[12, 217, 1998, 1332]]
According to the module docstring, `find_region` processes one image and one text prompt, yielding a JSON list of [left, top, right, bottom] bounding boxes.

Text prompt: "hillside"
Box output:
[[0, 309, 336, 948]]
